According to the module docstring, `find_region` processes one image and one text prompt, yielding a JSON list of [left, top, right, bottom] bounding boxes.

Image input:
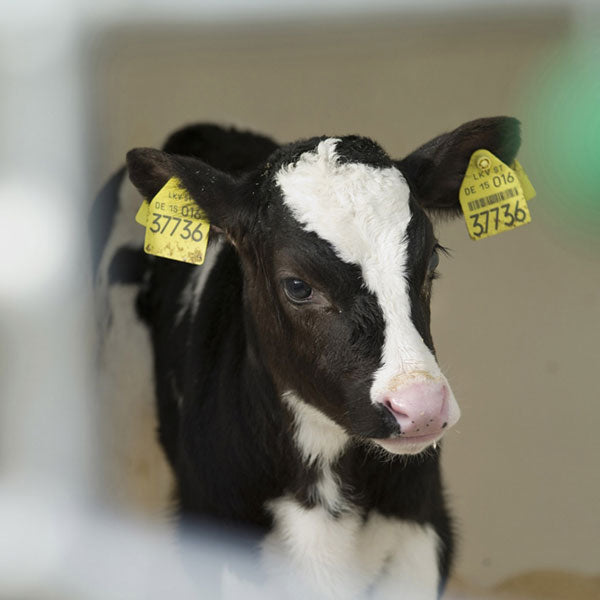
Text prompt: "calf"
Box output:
[[93, 118, 520, 599]]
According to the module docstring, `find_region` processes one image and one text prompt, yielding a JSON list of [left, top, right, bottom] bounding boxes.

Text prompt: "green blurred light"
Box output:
[[524, 37, 600, 238]]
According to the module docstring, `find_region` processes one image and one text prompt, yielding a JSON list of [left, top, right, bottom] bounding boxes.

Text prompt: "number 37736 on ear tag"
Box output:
[[135, 178, 210, 265], [459, 150, 535, 241]]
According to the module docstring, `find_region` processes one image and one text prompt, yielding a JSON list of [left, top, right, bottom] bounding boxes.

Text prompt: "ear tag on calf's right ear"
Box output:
[[459, 150, 535, 240], [135, 177, 210, 265], [135, 197, 149, 226]]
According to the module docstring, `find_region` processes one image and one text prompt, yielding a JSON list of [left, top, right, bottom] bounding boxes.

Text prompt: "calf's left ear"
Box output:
[[396, 117, 521, 215], [126, 147, 245, 234]]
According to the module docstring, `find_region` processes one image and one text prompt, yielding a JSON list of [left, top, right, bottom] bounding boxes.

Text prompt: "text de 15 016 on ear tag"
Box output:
[[459, 149, 535, 241], [135, 177, 210, 265]]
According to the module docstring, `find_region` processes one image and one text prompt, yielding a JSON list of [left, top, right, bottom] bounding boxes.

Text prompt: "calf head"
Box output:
[[127, 117, 520, 456]]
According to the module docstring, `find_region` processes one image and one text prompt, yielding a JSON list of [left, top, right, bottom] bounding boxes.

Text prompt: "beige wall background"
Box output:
[[90, 10, 599, 589]]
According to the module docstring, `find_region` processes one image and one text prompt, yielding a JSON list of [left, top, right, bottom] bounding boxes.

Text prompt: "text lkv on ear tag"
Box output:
[[459, 150, 535, 241], [134, 177, 210, 265]]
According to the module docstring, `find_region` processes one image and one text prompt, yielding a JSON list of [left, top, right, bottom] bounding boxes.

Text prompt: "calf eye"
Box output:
[[283, 278, 313, 303]]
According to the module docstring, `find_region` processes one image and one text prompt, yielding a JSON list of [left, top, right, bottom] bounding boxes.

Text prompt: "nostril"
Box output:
[[384, 398, 409, 419]]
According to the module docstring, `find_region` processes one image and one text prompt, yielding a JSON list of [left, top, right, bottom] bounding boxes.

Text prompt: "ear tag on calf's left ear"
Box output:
[[135, 177, 210, 265], [512, 159, 536, 202], [459, 150, 535, 240]]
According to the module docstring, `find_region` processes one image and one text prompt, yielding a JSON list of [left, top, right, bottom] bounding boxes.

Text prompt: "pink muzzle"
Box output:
[[380, 381, 449, 437]]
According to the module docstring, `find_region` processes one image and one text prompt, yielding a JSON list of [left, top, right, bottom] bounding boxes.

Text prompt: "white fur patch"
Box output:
[[282, 391, 349, 467], [175, 237, 224, 326], [310, 466, 346, 515], [361, 515, 440, 600], [263, 499, 440, 599], [275, 140, 459, 434], [282, 392, 348, 514]]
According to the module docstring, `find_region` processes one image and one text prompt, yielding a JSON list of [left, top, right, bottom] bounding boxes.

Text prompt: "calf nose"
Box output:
[[382, 382, 449, 436]]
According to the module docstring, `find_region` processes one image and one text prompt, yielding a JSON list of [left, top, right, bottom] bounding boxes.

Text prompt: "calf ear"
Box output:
[[396, 117, 521, 215], [126, 147, 243, 234]]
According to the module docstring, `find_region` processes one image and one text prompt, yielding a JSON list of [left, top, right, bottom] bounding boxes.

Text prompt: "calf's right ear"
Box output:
[[126, 148, 244, 235]]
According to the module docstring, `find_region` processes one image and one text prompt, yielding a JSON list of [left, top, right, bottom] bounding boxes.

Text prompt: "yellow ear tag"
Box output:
[[135, 198, 149, 226], [512, 159, 537, 201], [134, 177, 210, 265], [459, 150, 533, 240]]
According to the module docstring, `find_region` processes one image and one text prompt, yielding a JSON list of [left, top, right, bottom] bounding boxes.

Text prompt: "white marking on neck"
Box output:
[[310, 465, 346, 514], [282, 391, 349, 468], [275, 140, 456, 411], [175, 237, 224, 325], [283, 392, 348, 514]]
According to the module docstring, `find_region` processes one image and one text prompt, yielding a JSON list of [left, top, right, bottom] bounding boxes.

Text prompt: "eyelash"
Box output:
[[434, 242, 450, 256], [428, 243, 449, 280]]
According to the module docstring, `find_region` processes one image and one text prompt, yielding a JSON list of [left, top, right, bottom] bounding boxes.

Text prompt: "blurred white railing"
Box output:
[[0, 1, 596, 598]]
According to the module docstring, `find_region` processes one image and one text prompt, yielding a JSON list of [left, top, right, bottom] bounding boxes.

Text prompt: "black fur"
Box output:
[[108, 246, 147, 285], [163, 123, 279, 176]]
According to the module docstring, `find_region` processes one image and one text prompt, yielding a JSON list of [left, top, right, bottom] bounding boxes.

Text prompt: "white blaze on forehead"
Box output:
[[275, 138, 443, 402]]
